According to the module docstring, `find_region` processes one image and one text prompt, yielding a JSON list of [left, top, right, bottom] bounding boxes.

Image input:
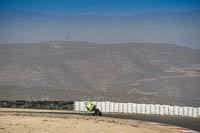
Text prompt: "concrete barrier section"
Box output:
[[80, 101, 85, 111], [169, 106, 174, 115], [146, 104, 151, 114], [198, 107, 200, 116], [74, 101, 80, 111], [114, 103, 119, 112], [183, 107, 188, 116], [164, 105, 169, 115], [173, 106, 179, 116], [100, 102, 106, 112], [118, 103, 123, 113], [136, 104, 141, 114], [132, 103, 137, 113], [141, 104, 146, 114], [155, 104, 160, 115], [159, 105, 165, 115], [110, 102, 114, 112], [96, 102, 101, 109], [105, 101, 110, 112], [193, 108, 198, 117], [123, 103, 128, 113], [1, 101, 199, 117], [150, 104, 156, 114], [188, 107, 193, 117], [127, 103, 132, 113], [178, 107, 184, 116]]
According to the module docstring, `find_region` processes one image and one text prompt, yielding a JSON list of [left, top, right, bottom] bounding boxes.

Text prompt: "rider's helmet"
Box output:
[[84, 101, 89, 106]]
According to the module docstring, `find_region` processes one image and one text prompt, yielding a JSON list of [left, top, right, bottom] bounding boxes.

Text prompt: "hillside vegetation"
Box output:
[[0, 41, 200, 106]]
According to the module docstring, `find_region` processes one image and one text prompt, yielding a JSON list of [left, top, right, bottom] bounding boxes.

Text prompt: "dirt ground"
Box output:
[[0, 108, 181, 133]]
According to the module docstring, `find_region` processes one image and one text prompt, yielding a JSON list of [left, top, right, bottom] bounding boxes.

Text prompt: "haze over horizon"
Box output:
[[0, 0, 200, 48]]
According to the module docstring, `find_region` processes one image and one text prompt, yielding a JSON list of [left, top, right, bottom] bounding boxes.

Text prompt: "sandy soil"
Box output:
[[0, 108, 181, 133]]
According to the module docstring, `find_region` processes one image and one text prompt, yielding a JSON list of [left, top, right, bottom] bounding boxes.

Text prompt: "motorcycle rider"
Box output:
[[84, 101, 96, 114]]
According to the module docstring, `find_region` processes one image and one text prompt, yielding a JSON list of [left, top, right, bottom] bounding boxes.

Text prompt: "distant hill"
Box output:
[[0, 41, 200, 106]]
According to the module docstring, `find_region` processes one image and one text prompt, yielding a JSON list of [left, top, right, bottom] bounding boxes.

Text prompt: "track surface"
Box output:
[[1, 110, 200, 132], [104, 113, 200, 132]]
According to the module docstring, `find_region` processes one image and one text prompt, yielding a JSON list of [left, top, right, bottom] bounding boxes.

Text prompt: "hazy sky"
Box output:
[[1, 0, 200, 15], [0, 0, 200, 48]]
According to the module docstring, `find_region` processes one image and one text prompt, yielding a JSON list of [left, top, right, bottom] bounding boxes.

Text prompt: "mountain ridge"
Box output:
[[0, 41, 200, 106]]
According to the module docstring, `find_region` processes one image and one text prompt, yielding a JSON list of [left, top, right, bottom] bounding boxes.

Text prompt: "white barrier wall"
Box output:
[[100, 102, 106, 112], [178, 107, 184, 116], [114, 103, 119, 112], [74, 101, 200, 117], [198, 107, 200, 116], [193, 108, 198, 117], [164, 105, 169, 115], [119, 103, 123, 113], [136, 104, 141, 114], [79, 101, 86, 111], [132, 103, 137, 113], [150, 104, 156, 114], [110, 102, 114, 112], [96, 102, 101, 109], [127, 103, 132, 113], [160, 105, 164, 115], [105, 102, 110, 112], [146, 104, 151, 114], [188, 107, 193, 117], [141, 104, 146, 114], [123, 103, 128, 113], [174, 106, 179, 116], [183, 107, 188, 116], [169, 106, 174, 115], [155, 104, 160, 115]]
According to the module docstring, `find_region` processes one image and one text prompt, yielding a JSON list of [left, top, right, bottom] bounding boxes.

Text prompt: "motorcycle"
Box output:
[[90, 105, 102, 116]]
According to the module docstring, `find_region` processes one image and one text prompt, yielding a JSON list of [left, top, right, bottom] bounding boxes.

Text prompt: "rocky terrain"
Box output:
[[0, 41, 200, 106]]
